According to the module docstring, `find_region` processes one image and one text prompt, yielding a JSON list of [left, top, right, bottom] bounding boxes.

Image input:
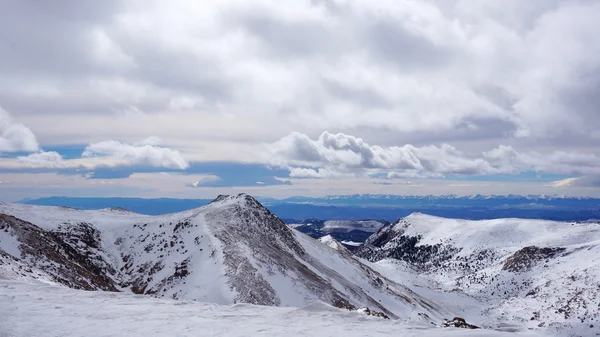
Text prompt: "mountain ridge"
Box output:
[[0, 194, 453, 321], [358, 213, 600, 335], [18, 194, 600, 221]]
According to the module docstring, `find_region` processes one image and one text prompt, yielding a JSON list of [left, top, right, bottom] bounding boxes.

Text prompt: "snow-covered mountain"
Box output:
[[357, 213, 600, 335], [0, 195, 454, 321], [4, 195, 599, 335]]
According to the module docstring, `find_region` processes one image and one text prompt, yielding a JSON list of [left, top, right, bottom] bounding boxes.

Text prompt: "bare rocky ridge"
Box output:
[[502, 246, 566, 272], [0, 214, 119, 291]]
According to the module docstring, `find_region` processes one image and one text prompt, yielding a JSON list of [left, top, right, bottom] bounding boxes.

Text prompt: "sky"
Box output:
[[1, 0, 600, 201]]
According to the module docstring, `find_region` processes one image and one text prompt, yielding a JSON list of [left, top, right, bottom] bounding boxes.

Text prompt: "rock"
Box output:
[[502, 246, 565, 272], [333, 301, 389, 319], [441, 317, 479, 329]]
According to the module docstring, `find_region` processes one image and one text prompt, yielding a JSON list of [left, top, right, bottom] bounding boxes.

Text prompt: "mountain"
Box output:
[[357, 213, 600, 335], [277, 194, 600, 207], [0, 195, 455, 322], [288, 218, 388, 248], [271, 194, 600, 221], [21, 194, 600, 221], [20, 196, 212, 215], [6, 195, 599, 334]]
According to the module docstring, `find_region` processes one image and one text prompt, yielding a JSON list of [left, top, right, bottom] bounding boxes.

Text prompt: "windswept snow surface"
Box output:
[[0, 279, 542, 337]]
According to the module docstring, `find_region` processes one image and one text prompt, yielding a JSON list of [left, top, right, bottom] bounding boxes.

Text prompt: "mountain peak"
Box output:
[[210, 193, 262, 208]]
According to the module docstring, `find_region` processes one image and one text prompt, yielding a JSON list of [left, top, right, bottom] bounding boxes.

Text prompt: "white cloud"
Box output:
[[190, 176, 221, 187], [82, 140, 189, 169], [271, 131, 600, 179], [0, 107, 39, 152], [17, 151, 64, 168], [551, 176, 600, 188], [134, 136, 163, 146], [270, 131, 499, 178], [2, 0, 600, 153], [484, 145, 600, 176], [288, 167, 353, 179], [0, 1, 599, 197]]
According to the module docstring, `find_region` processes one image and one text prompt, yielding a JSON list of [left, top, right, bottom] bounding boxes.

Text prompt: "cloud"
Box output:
[[1, 1, 600, 198], [82, 140, 189, 169], [1, 0, 599, 154], [484, 145, 600, 176], [289, 167, 352, 179], [271, 131, 498, 177], [551, 176, 600, 188], [270, 131, 600, 179], [134, 136, 163, 146], [190, 175, 222, 187], [0, 107, 39, 152], [17, 151, 64, 168]]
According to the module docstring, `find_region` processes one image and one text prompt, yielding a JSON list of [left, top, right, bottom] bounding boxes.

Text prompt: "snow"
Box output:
[[400, 213, 600, 250], [2, 198, 598, 336], [371, 259, 495, 327], [0, 279, 542, 337], [318, 235, 343, 250], [295, 231, 457, 321], [0, 228, 21, 259], [366, 213, 600, 335], [1, 195, 453, 319], [318, 236, 361, 249], [0, 202, 156, 230]]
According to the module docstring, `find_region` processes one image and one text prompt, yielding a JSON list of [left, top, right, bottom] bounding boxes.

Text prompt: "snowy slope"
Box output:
[[0, 195, 458, 322], [358, 213, 600, 335], [0, 278, 543, 337]]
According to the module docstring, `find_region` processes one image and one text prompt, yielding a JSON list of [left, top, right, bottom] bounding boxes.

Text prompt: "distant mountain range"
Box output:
[[263, 194, 600, 208], [20, 197, 213, 215], [20, 195, 600, 221]]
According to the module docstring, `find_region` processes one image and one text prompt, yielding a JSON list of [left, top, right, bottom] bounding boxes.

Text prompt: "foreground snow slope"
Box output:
[[0, 279, 541, 337], [358, 213, 600, 335], [0, 195, 456, 321]]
